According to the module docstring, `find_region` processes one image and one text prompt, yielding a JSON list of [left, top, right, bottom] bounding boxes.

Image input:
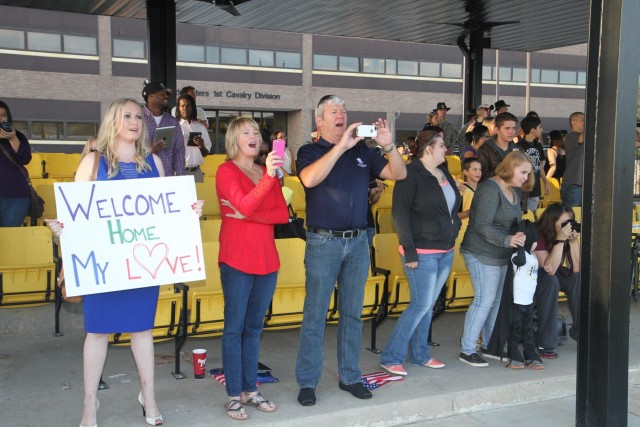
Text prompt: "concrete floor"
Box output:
[[1, 301, 639, 426]]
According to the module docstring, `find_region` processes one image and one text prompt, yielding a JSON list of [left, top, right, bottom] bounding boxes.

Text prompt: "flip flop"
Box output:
[[224, 399, 249, 421]]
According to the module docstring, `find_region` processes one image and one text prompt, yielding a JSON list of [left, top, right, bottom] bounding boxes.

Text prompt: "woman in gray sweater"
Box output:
[[459, 151, 534, 367]]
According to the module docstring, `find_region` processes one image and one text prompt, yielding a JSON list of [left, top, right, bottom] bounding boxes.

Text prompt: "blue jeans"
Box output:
[[381, 251, 453, 366], [0, 197, 30, 227], [295, 231, 370, 387], [561, 183, 582, 207], [220, 263, 277, 397], [460, 252, 508, 354]]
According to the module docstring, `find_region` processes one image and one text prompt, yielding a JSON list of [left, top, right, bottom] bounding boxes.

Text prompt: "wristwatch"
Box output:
[[553, 240, 566, 246], [382, 145, 394, 154]]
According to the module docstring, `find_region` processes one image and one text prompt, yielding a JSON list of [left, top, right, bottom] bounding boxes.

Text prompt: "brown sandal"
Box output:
[[224, 399, 249, 420], [240, 392, 276, 413]]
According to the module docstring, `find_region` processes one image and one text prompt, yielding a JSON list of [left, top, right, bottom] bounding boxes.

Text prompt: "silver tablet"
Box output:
[[154, 126, 175, 151]]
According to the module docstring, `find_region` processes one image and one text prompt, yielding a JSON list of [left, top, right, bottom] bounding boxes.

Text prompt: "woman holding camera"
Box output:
[[533, 203, 580, 359], [175, 94, 211, 183], [0, 100, 33, 227]]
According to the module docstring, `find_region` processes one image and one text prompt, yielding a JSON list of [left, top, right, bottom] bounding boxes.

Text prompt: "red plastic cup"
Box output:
[[192, 349, 207, 379]]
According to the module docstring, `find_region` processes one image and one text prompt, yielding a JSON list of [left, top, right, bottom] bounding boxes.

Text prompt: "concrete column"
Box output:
[[97, 15, 113, 117], [288, 33, 314, 158]]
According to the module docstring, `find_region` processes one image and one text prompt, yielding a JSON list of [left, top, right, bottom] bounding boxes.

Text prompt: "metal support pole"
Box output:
[[525, 52, 531, 113], [146, 0, 177, 109], [577, 0, 640, 425]]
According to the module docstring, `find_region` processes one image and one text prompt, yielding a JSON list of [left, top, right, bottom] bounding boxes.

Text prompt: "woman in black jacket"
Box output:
[[380, 130, 462, 376]]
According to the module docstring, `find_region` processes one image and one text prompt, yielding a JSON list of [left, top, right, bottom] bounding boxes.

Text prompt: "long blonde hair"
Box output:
[[95, 98, 151, 178]]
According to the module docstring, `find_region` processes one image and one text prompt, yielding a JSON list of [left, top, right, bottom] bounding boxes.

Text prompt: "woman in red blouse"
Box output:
[[215, 117, 289, 420]]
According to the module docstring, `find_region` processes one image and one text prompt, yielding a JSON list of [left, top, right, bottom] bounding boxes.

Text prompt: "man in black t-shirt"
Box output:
[[516, 116, 550, 212]]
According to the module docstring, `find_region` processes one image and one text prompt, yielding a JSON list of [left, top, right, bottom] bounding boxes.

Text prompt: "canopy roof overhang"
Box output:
[[0, 0, 589, 52]]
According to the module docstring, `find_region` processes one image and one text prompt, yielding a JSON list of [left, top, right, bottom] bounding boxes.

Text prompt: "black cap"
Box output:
[[142, 82, 173, 99], [436, 102, 451, 111], [494, 100, 510, 110]]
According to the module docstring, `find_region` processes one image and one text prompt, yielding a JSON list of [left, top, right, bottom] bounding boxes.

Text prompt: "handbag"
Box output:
[[274, 205, 306, 240], [0, 143, 44, 225]]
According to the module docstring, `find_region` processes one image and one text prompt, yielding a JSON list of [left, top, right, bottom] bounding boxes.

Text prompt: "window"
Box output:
[[0, 29, 25, 49], [498, 67, 511, 81], [27, 31, 61, 52], [313, 54, 337, 70], [67, 122, 98, 140], [339, 56, 359, 72], [385, 59, 397, 75], [559, 70, 577, 85], [578, 71, 587, 85], [441, 63, 461, 78], [63, 35, 97, 55], [541, 69, 559, 84], [363, 58, 385, 74], [31, 121, 63, 140], [206, 46, 219, 63], [275, 51, 300, 68], [221, 47, 246, 65], [530, 68, 541, 83], [249, 49, 274, 67], [178, 43, 205, 62], [397, 60, 418, 76], [113, 39, 145, 58], [420, 62, 440, 77], [13, 120, 28, 136], [482, 65, 493, 80], [512, 67, 527, 82]]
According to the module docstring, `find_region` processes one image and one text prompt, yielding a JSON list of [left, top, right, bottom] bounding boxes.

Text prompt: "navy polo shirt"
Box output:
[[297, 138, 387, 230]]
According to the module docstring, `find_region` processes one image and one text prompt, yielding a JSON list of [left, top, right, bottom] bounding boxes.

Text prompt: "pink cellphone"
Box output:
[[272, 139, 286, 166]]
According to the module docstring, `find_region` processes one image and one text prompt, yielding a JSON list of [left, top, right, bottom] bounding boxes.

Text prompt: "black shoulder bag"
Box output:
[[274, 205, 306, 240]]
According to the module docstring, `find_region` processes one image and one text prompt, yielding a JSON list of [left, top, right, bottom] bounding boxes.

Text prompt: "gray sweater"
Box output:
[[460, 178, 522, 266]]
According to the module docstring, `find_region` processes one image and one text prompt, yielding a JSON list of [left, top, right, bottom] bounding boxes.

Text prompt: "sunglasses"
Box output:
[[258, 151, 269, 156]]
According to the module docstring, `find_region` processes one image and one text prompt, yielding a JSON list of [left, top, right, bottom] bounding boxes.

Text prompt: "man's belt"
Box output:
[[186, 166, 200, 171], [307, 226, 365, 239]]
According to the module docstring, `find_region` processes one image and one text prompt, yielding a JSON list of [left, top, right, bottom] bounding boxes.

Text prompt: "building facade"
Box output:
[[0, 5, 587, 154]]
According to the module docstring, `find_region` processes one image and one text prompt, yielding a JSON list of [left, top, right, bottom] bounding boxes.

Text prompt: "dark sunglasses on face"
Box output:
[[258, 151, 269, 156]]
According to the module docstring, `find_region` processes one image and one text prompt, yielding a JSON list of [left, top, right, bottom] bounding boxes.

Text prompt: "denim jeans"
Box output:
[[295, 231, 370, 387], [381, 251, 453, 366], [0, 197, 30, 227], [220, 263, 277, 397], [460, 252, 508, 354], [561, 183, 582, 207]]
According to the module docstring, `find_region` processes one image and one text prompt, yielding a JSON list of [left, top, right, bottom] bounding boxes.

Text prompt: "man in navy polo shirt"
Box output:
[[295, 95, 406, 406]]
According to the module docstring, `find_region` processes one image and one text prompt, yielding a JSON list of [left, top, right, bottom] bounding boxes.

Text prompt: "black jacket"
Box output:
[[392, 160, 462, 263]]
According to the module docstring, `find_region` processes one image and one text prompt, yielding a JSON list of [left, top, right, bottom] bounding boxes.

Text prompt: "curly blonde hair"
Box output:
[[95, 98, 151, 178]]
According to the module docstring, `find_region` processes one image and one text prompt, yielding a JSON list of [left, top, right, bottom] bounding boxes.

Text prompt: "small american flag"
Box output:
[[361, 371, 404, 390]]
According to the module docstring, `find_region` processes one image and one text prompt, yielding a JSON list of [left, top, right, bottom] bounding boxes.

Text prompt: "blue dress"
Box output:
[[83, 155, 161, 333]]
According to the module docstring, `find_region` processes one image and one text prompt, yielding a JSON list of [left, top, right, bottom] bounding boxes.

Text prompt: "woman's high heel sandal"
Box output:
[[138, 392, 164, 426], [79, 399, 100, 427]]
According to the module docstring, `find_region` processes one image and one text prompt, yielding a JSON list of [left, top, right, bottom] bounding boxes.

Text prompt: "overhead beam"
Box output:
[[146, 0, 177, 108]]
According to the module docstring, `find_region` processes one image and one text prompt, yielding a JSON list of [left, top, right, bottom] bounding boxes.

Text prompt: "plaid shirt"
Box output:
[[143, 105, 185, 176]]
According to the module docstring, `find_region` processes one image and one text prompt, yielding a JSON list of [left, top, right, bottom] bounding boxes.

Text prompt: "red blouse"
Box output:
[[216, 160, 289, 274]]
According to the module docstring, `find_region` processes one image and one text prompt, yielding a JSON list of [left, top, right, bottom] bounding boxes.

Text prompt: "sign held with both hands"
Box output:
[[54, 176, 205, 297]]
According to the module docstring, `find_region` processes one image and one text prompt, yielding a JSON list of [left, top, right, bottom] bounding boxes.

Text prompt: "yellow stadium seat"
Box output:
[[44, 153, 81, 179], [25, 152, 47, 179], [522, 210, 535, 222], [445, 155, 462, 177], [372, 233, 409, 315], [372, 181, 394, 233], [283, 176, 306, 222], [0, 226, 56, 307], [376, 210, 395, 234], [444, 224, 474, 311], [201, 154, 227, 177], [540, 177, 561, 207], [197, 178, 220, 220], [536, 207, 546, 220], [572, 207, 581, 222], [265, 238, 306, 329], [188, 241, 224, 337], [35, 184, 57, 225], [200, 219, 221, 242]]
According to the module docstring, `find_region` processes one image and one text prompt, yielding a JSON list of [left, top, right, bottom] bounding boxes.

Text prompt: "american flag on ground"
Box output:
[[360, 371, 404, 390]]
